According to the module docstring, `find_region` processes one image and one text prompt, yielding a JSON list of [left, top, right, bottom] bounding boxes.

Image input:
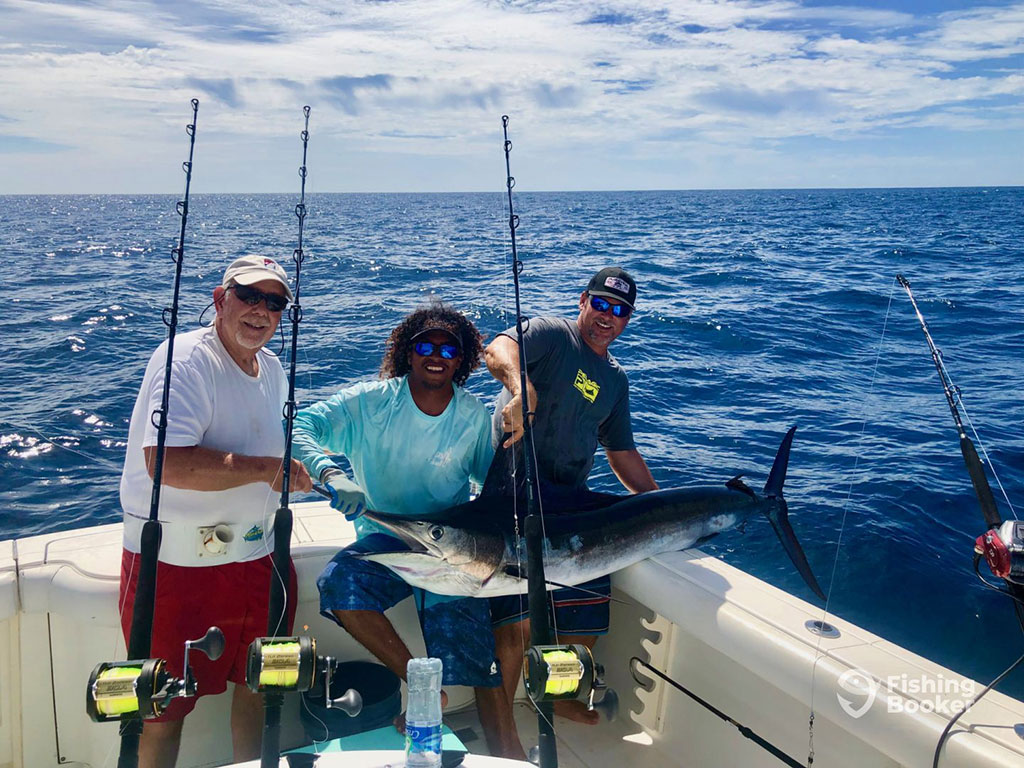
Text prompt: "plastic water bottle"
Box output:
[[405, 657, 443, 768]]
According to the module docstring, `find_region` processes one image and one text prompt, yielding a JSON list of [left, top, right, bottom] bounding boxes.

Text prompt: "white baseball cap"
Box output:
[[222, 255, 294, 301]]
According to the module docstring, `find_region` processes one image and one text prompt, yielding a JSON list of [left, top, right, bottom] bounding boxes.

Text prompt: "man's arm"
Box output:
[[606, 448, 658, 494], [484, 333, 522, 391], [291, 391, 356, 482], [485, 334, 538, 448], [143, 445, 311, 493]]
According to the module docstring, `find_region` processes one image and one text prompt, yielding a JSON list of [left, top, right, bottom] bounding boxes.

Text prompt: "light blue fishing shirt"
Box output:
[[292, 376, 494, 540]]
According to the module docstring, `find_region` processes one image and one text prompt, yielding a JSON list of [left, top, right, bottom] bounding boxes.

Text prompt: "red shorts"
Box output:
[[119, 549, 297, 721]]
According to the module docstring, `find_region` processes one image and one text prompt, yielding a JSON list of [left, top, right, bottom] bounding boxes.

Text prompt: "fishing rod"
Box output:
[[501, 115, 559, 768], [117, 98, 200, 768], [895, 276, 1024, 766], [896, 276, 1022, 617], [240, 109, 358, 765], [896, 276, 1003, 531], [258, 105, 311, 768]]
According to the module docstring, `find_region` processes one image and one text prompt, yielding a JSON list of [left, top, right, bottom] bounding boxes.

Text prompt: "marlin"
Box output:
[[354, 426, 825, 601]]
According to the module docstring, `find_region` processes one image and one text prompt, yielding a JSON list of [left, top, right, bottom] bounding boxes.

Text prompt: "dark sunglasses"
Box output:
[[589, 294, 632, 318], [413, 341, 461, 359], [230, 284, 288, 313]]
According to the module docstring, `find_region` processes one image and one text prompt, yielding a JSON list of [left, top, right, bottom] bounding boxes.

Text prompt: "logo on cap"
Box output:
[[605, 276, 630, 293]]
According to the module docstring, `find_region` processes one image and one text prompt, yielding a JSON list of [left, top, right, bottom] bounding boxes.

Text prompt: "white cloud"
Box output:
[[0, 0, 1021, 191]]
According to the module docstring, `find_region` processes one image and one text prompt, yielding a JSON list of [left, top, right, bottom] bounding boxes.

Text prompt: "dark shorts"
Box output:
[[489, 575, 610, 636], [317, 535, 501, 688], [119, 550, 297, 722]]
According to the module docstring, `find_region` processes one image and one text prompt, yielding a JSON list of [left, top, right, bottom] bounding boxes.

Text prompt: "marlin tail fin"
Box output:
[[767, 503, 826, 600], [763, 425, 796, 498], [763, 427, 826, 600]]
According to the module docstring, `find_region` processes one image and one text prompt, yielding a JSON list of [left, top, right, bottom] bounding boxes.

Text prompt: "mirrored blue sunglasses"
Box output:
[[589, 294, 632, 318], [413, 341, 461, 359]]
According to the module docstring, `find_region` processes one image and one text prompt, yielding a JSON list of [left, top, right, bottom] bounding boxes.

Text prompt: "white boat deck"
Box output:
[[3, 500, 1024, 767]]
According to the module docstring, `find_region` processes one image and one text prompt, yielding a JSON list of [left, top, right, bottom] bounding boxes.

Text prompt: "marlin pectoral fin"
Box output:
[[766, 506, 826, 601]]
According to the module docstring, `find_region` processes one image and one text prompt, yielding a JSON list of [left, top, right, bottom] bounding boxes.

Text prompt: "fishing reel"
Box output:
[[87, 626, 225, 722], [976, 521, 1024, 582], [524, 644, 618, 721], [245, 635, 362, 716]]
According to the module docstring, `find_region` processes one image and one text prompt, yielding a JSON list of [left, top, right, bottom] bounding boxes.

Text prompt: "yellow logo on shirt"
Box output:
[[573, 370, 600, 404]]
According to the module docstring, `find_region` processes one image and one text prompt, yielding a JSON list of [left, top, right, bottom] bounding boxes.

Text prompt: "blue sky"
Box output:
[[0, 0, 1021, 192]]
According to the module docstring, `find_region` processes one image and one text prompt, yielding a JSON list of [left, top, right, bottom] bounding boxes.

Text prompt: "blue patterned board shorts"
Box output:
[[489, 575, 611, 636], [317, 534, 502, 688]]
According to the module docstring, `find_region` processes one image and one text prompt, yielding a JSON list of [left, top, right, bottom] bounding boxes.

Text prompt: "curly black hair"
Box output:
[[380, 303, 484, 387]]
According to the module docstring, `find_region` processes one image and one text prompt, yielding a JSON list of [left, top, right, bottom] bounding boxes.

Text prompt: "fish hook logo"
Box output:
[[837, 669, 878, 719]]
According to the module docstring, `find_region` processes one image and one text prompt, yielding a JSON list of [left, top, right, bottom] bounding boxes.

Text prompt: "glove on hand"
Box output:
[[320, 468, 367, 520]]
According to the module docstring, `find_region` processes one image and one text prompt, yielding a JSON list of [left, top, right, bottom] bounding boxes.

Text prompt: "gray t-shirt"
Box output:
[[492, 316, 635, 488]]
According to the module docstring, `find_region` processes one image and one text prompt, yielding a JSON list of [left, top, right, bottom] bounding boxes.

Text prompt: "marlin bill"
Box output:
[[353, 426, 825, 601]]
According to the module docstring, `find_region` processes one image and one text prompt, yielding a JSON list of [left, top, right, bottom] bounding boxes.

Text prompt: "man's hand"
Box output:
[[321, 468, 367, 520], [500, 379, 538, 448], [270, 458, 313, 494], [485, 334, 539, 448]]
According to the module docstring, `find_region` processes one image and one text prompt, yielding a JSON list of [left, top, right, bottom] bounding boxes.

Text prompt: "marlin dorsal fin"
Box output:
[[479, 436, 527, 499]]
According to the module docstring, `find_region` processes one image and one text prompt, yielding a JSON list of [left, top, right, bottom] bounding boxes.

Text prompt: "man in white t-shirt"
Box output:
[[119, 255, 312, 768]]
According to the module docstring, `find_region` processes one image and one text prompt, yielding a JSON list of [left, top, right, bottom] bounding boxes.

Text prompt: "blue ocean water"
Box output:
[[2, 189, 1023, 698]]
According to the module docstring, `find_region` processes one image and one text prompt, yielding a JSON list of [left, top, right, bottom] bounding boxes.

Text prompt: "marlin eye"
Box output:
[[429, 526, 444, 541]]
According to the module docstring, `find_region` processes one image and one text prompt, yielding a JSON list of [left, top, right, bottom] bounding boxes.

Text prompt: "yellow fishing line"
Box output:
[[541, 650, 583, 696], [93, 666, 142, 716], [258, 641, 301, 688]]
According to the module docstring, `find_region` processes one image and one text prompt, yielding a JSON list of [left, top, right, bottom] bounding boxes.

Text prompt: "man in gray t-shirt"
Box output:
[[491, 315, 635, 487], [484, 266, 659, 758]]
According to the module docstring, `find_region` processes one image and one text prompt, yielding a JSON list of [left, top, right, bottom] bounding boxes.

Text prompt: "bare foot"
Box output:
[[553, 699, 599, 725], [394, 689, 449, 734]]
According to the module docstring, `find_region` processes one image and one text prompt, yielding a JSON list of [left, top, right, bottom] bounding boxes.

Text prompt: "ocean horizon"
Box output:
[[5, 184, 1022, 196]]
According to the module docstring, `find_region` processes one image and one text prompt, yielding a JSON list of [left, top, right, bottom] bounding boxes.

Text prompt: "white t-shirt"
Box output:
[[120, 326, 288, 564]]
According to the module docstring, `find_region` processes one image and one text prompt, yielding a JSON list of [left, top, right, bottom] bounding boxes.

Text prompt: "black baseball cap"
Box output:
[[410, 324, 462, 349], [586, 267, 637, 309]]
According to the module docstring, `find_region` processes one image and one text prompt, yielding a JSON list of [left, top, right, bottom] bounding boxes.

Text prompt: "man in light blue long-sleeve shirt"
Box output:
[[291, 304, 507, 742]]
